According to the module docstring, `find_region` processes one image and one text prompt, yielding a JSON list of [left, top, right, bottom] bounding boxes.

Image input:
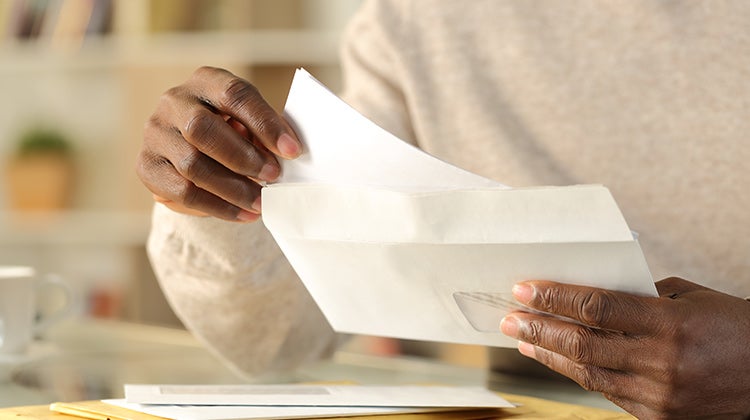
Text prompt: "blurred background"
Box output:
[[0, 0, 359, 323], [0, 0, 485, 368]]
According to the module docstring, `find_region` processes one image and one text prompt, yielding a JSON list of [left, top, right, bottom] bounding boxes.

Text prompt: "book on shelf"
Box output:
[[2, 0, 112, 47]]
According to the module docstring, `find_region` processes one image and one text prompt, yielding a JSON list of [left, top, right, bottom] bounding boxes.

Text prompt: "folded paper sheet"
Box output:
[[101, 399, 504, 420], [124, 384, 512, 407], [262, 69, 656, 348], [113, 384, 512, 420]]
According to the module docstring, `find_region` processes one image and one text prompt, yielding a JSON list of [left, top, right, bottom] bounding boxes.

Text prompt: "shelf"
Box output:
[[0, 29, 342, 73], [0, 210, 151, 246]]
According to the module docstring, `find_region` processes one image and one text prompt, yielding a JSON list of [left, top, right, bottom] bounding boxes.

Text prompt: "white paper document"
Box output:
[[124, 384, 512, 407], [105, 398, 457, 420], [262, 69, 657, 348]]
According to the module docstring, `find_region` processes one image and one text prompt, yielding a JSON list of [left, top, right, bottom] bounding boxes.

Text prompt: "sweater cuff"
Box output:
[[148, 203, 280, 279]]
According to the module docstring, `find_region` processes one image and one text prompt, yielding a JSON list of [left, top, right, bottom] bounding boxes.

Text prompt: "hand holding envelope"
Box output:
[[261, 69, 657, 348]]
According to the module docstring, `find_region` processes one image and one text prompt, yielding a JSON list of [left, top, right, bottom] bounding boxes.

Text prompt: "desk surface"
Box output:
[[4, 392, 632, 419], [0, 318, 624, 414]]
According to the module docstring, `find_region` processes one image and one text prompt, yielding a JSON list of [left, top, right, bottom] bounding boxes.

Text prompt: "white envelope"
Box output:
[[261, 69, 656, 348]]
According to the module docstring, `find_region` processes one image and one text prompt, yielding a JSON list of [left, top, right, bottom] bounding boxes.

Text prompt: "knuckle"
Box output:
[[162, 85, 183, 101], [217, 143, 264, 178], [535, 287, 556, 311], [135, 151, 156, 184], [142, 115, 161, 136], [578, 290, 612, 327], [192, 65, 223, 80], [219, 78, 281, 137], [156, 86, 186, 112], [176, 150, 207, 180], [248, 111, 280, 138], [220, 76, 260, 110], [226, 141, 263, 173], [525, 319, 544, 345], [184, 111, 218, 143], [176, 180, 201, 208], [135, 150, 154, 178], [192, 66, 212, 78], [242, 144, 263, 167], [572, 364, 601, 392], [135, 151, 170, 185], [564, 329, 591, 363], [227, 179, 259, 206], [142, 117, 173, 148]]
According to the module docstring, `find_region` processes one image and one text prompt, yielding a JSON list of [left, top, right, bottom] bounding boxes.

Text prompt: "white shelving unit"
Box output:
[[0, 29, 343, 73], [0, 0, 360, 326], [0, 211, 151, 246]]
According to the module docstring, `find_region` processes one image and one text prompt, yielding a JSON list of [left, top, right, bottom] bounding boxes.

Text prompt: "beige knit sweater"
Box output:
[[148, 0, 750, 376]]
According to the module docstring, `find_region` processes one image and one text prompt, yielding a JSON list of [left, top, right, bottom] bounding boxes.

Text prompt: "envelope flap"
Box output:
[[262, 183, 634, 244]]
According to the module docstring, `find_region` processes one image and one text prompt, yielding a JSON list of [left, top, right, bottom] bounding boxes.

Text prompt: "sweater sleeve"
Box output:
[[147, 203, 338, 376], [146, 0, 412, 377]]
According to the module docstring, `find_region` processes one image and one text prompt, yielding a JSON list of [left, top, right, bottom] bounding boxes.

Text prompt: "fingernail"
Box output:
[[500, 316, 519, 337], [277, 132, 301, 159], [236, 209, 260, 222], [251, 196, 262, 213], [513, 283, 535, 305], [518, 341, 536, 358], [258, 163, 279, 182]]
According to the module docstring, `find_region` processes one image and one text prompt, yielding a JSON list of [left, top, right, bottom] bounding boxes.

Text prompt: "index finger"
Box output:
[[187, 66, 301, 159], [512, 280, 664, 334]]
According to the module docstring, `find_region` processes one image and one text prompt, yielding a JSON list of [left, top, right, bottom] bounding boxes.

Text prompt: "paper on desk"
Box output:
[[124, 384, 512, 408], [262, 69, 656, 348], [105, 399, 504, 420]]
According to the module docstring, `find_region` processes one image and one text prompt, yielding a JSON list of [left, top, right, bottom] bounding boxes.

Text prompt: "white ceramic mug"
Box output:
[[0, 266, 72, 354]]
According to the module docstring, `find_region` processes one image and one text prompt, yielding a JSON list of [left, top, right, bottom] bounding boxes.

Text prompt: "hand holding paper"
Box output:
[[261, 69, 656, 348], [137, 66, 303, 222]]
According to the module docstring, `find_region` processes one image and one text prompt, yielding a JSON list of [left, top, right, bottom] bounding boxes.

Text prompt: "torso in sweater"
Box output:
[[342, 0, 750, 297]]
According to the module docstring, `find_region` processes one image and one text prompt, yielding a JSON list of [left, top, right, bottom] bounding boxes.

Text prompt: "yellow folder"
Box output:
[[0, 393, 632, 420]]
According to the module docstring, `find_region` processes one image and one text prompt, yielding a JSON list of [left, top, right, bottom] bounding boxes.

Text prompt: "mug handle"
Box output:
[[33, 274, 75, 335]]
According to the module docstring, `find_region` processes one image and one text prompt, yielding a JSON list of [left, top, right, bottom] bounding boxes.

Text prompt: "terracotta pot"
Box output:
[[4, 154, 74, 211]]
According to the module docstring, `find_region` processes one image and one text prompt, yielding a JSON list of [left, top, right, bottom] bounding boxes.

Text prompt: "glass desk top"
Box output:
[[0, 318, 621, 412]]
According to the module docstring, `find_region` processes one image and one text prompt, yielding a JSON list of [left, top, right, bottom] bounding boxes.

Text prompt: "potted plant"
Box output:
[[4, 126, 75, 211]]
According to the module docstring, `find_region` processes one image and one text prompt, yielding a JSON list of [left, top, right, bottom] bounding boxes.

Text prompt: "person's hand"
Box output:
[[500, 277, 750, 418], [137, 66, 302, 222]]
